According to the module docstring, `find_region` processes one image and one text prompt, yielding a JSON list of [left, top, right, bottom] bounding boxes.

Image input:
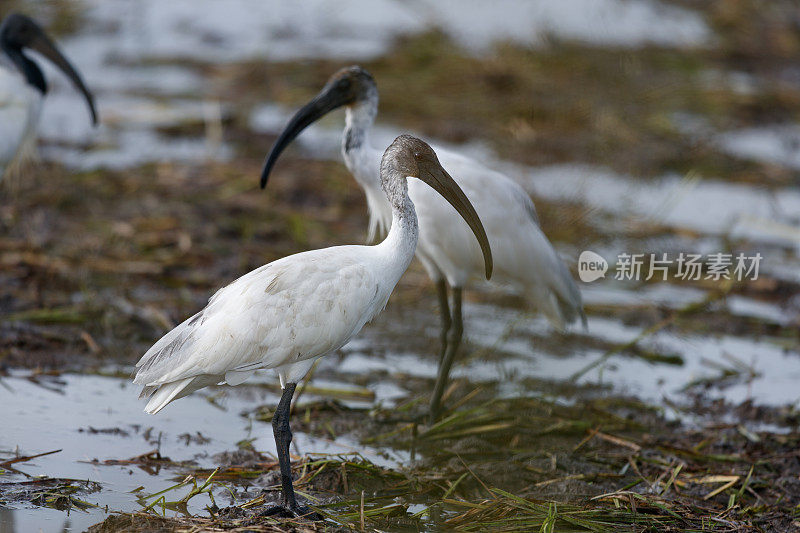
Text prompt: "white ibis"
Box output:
[[0, 13, 97, 181], [260, 66, 585, 418], [134, 135, 491, 515]]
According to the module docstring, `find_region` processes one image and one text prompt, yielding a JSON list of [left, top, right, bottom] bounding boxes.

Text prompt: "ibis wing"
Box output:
[[134, 311, 204, 374], [133, 246, 383, 390]]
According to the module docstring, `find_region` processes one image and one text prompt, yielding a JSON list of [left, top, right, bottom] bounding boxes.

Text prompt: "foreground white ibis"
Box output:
[[134, 135, 491, 515], [0, 13, 97, 181], [260, 66, 585, 418]]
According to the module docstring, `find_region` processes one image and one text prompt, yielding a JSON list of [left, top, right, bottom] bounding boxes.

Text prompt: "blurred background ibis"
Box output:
[[0, 12, 97, 182]]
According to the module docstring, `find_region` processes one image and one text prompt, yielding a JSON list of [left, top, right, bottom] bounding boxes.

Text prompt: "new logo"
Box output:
[[578, 251, 608, 282]]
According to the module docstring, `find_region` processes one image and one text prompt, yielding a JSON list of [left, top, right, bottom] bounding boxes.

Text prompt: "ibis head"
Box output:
[[0, 13, 98, 125], [260, 66, 375, 188], [385, 135, 493, 280]]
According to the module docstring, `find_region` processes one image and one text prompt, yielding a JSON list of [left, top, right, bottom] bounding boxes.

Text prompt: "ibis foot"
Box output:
[[259, 503, 323, 521]]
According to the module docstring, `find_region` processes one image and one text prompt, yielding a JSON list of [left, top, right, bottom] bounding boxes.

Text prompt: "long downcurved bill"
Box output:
[[29, 31, 98, 125], [260, 89, 345, 189], [416, 159, 493, 280]]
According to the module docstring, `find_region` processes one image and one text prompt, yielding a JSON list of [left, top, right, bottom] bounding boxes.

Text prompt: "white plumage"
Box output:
[[0, 64, 41, 180], [134, 247, 396, 414]]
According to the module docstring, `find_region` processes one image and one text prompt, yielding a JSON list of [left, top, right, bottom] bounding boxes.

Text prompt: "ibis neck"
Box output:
[[341, 107, 377, 181], [342, 91, 392, 240], [342, 89, 378, 176], [342, 88, 377, 154], [376, 177, 418, 278], [1, 46, 46, 94]]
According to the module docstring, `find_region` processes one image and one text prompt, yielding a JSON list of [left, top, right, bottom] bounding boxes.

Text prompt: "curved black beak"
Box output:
[[28, 27, 98, 125], [260, 86, 350, 189], [416, 154, 493, 280]]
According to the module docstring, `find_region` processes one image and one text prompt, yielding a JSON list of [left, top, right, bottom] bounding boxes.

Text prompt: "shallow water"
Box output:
[[359, 294, 800, 405], [70, 0, 711, 65], [718, 125, 800, 171], [0, 371, 403, 532], [3, 278, 798, 529], [30, 0, 711, 171]]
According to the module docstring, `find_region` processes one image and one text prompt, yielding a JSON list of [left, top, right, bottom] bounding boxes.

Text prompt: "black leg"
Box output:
[[429, 287, 463, 421], [435, 279, 451, 365], [261, 383, 322, 521], [272, 382, 297, 509]]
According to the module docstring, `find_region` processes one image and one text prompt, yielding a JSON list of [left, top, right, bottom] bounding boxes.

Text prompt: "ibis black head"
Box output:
[[322, 65, 376, 107], [0, 13, 98, 125], [259, 66, 376, 189]]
